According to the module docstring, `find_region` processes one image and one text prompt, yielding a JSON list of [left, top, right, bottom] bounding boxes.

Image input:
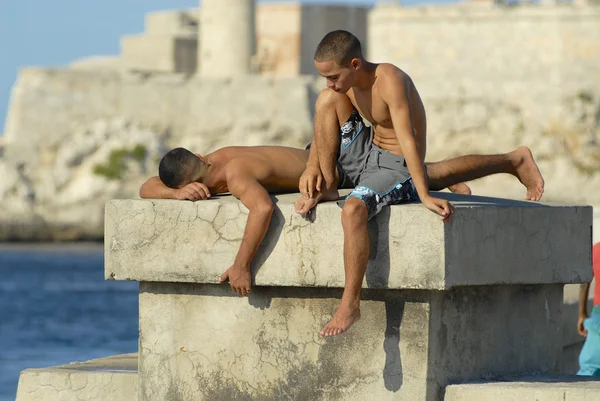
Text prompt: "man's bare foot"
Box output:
[[320, 304, 361, 337], [295, 197, 318, 215], [510, 146, 545, 201], [295, 188, 340, 215], [448, 182, 472, 195]]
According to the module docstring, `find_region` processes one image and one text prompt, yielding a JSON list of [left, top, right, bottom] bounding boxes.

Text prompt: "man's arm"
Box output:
[[379, 69, 452, 221], [578, 282, 591, 337], [307, 140, 320, 168], [218, 162, 275, 296], [299, 142, 323, 198], [310, 89, 343, 195], [139, 176, 211, 200]]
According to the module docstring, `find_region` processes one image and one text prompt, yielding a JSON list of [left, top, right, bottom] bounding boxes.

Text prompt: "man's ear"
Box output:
[[350, 58, 361, 70]]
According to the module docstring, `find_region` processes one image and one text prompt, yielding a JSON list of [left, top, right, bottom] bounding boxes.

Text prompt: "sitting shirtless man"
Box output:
[[140, 141, 543, 303], [296, 30, 545, 337]]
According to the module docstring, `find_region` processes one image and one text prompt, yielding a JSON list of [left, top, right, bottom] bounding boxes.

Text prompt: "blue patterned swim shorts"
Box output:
[[346, 145, 419, 219], [306, 109, 421, 219]]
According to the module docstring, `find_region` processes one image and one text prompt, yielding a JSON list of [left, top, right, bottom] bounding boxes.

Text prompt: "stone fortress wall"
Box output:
[[1, 0, 599, 241]]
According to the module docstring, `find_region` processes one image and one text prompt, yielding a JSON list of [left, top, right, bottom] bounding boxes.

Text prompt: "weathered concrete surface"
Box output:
[[139, 283, 562, 401], [15, 354, 137, 401], [101, 191, 593, 400], [444, 375, 600, 401], [105, 191, 592, 289]]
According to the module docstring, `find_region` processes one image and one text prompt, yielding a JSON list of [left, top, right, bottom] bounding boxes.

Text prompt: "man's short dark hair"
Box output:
[[314, 30, 363, 65], [158, 147, 199, 188]]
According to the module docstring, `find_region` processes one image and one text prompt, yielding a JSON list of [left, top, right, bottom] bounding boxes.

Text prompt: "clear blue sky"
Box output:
[[0, 0, 456, 133]]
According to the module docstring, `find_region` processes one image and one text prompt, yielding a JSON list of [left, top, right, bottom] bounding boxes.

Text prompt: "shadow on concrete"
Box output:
[[431, 192, 549, 207], [248, 199, 285, 309], [383, 299, 405, 391], [368, 209, 404, 391], [365, 207, 392, 289], [247, 289, 273, 310], [457, 374, 600, 384]]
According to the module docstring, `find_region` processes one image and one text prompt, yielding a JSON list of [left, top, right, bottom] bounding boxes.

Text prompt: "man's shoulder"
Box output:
[[374, 64, 409, 97], [376, 63, 409, 87], [376, 63, 407, 78]]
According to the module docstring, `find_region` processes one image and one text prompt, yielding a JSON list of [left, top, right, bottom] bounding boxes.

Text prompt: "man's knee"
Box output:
[[316, 88, 353, 123], [341, 198, 368, 227], [316, 88, 346, 109]]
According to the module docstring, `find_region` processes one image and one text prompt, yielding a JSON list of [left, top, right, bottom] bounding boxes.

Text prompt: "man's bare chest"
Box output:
[[348, 91, 392, 128]]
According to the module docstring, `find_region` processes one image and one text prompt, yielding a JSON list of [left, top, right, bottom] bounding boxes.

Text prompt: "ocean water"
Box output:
[[0, 243, 139, 401]]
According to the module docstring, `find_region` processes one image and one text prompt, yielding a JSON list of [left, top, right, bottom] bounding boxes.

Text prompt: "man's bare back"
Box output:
[[141, 146, 309, 198], [200, 146, 309, 194]]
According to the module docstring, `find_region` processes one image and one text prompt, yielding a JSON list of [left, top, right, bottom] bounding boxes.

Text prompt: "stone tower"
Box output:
[[198, 0, 256, 77]]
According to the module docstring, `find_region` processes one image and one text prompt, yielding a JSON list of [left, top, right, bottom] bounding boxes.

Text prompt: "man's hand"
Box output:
[[422, 196, 454, 222], [578, 314, 588, 337], [174, 182, 211, 201], [299, 166, 323, 199], [219, 263, 252, 296]]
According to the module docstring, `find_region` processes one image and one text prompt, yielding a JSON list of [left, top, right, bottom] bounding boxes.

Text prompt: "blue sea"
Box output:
[[0, 243, 139, 401]]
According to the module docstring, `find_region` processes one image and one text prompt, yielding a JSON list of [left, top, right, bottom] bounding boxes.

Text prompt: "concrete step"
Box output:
[[444, 375, 600, 401], [16, 353, 137, 401]]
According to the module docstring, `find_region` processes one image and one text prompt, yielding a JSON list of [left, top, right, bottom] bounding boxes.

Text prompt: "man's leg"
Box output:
[[321, 151, 418, 337], [320, 197, 368, 336], [426, 146, 545, 201], [313, 88, 355, 196], [295, 89, 356, 214]]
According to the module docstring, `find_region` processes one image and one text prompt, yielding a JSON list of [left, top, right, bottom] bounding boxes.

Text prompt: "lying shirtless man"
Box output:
[[140, 141, 543, 301], [296, 30, 545, 337]]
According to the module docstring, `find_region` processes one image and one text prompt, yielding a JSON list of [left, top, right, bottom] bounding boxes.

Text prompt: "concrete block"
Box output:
[[444, 375, 600, 401], [139, 283, 563, 401], [15, 354, 137, 401], [121, 34, 197, 74], [104, 191, 593, 400], [105, 191, 592, 289]]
